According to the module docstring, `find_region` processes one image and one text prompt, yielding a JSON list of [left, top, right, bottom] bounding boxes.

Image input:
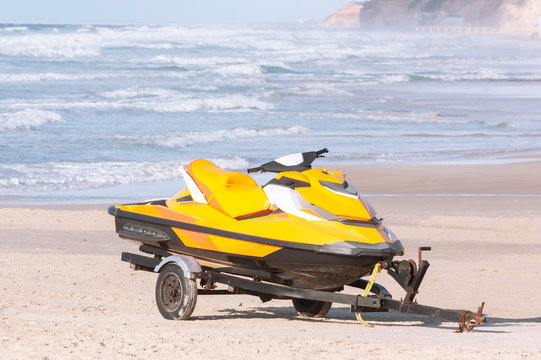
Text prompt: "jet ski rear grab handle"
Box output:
[[121, 245, 486, 332]]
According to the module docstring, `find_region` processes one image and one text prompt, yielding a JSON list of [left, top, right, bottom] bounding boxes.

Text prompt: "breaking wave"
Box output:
[[0, 72, 128, 82], [99, 87, 181, 99], [5, 93, 274, 113], [0, 26, 29, 32], [0, 109, 63, 131], [379, 75, 410, 84], [0, 31, 101, 57], [410, 69, 508, 82], [150, 55, 248, 67], [0, 24, 293, 58], [0, 156, 249, 193], [139, 126, 309, 149]]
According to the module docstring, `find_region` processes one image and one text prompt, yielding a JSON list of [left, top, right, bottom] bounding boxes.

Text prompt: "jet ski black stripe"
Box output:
[[114, 209, 321, 252], [336, 218, 382, 228], [176, 195, 193, 202], [235, 210, 275, 221]]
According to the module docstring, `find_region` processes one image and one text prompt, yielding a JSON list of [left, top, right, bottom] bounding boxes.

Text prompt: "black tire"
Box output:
[[292, 298, 332, 318], [155, 264, 197, 320]]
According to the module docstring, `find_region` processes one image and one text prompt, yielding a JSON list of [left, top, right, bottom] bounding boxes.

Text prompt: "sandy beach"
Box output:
[[1, 162, 540, 359]]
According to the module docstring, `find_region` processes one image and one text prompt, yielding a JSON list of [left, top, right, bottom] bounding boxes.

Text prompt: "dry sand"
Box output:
[[1, 163, 540, 359]]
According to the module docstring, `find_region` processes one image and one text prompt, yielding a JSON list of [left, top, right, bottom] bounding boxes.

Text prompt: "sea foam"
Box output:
[[4, 93, 273, 113], [0, 72, 122, 82], [0, 156, 249, 193], [140, 126, 309, 149], [0, 109, 63, 131], [0, 31, 101, 57]]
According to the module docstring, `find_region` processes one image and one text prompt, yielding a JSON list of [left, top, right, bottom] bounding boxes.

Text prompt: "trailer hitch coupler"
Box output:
[[456, 302, 486, 333]]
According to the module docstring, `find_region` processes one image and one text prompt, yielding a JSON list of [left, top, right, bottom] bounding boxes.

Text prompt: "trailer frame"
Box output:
[[121, 245, 485, 332]]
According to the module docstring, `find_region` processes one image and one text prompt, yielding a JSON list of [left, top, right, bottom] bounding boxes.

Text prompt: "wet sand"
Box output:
[[1, 162, 540, 359]]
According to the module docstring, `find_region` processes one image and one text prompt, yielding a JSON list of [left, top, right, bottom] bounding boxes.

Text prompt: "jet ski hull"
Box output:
[[110, 206, 403, 290]]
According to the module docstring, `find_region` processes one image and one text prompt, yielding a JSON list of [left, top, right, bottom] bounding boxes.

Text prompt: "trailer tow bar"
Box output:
[[380, 247, 486, 332]]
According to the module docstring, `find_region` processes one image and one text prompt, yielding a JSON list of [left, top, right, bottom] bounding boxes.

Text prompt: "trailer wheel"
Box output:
[[292, 298, 332, 318], [155, 264, 197, 320]]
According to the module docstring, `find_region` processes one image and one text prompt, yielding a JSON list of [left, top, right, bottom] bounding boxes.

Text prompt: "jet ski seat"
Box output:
[[186, 159, 271, 218]]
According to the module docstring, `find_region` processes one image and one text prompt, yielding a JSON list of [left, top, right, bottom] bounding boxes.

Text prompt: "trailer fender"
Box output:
[[154, 254, 202, 279]]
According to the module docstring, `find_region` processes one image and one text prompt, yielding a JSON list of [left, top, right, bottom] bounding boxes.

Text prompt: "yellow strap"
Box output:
[[356, 263, 382, 327]]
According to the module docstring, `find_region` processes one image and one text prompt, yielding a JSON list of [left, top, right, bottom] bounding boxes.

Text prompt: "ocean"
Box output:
[[1, 23, 540, 203]]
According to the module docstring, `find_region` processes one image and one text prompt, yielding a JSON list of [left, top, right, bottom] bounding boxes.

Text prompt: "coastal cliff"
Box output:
[[323, 0, 541, 34], [321, 2, 363, 28]]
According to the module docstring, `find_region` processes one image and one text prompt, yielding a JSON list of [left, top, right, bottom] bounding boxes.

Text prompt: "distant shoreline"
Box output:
[[2, 160, 540, 205]]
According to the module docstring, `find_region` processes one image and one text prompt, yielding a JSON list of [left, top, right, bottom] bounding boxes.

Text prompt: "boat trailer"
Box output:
[[121, 245, 486, 332]]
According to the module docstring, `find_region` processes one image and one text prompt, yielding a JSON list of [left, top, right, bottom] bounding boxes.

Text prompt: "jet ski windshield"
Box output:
[[319, 180, 359, 198], [248, 148, 328, 173]]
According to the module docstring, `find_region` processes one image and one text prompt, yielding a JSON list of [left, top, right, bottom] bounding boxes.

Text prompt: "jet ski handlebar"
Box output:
[[246, 166, 263, 174], [247, 148, 329, 174]]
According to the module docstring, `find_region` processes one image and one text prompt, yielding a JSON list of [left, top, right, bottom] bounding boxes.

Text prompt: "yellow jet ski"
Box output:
[[109, 148, 404, 290], [110, 149, 486, 331]]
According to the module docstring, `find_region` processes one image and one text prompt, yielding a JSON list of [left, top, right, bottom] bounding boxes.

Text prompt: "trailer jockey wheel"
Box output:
[[155, 264, 198, 320], [292, 298, 332, 318]]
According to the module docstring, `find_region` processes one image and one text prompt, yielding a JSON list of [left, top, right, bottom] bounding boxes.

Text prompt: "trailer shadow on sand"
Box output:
[[191, 305, 541, 334]]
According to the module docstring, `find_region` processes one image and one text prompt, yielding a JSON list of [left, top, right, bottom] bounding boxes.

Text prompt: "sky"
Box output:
[[1, 0, 354, 24]]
